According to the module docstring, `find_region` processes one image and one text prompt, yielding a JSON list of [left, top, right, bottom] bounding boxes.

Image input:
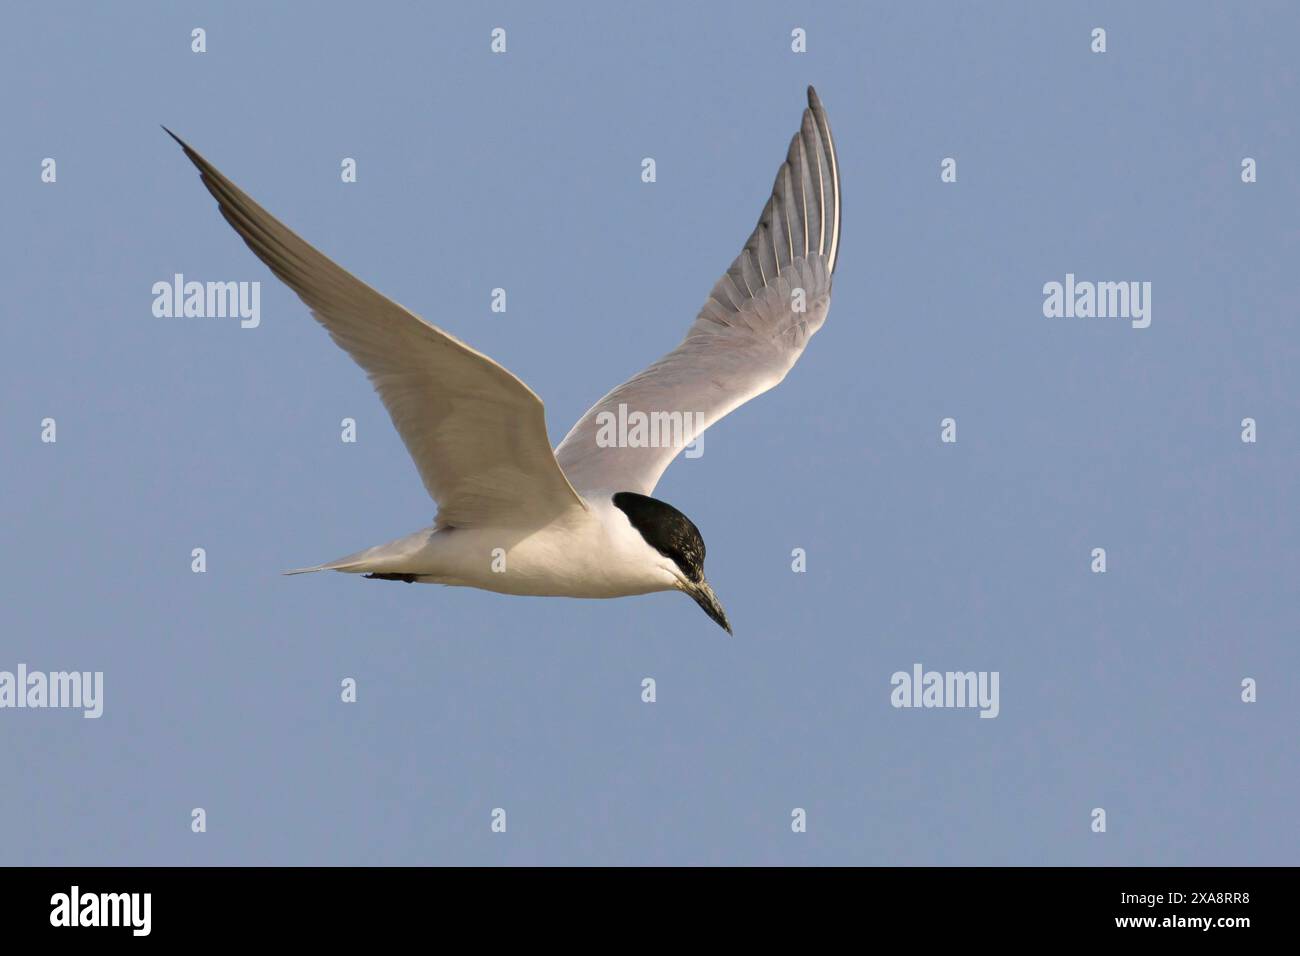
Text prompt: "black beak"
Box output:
[[686, 580, 732, 635]]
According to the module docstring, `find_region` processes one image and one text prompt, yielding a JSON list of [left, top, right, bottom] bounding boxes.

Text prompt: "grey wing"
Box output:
[[167, 130, 586, 529], [554, 86, 841, 496]]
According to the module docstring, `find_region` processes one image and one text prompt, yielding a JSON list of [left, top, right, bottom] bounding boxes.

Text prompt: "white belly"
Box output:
[[374, 500, 678, 599]]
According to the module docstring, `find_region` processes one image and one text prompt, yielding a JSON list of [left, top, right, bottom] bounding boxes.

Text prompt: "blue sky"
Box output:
[[3, 1, 1297, 864]]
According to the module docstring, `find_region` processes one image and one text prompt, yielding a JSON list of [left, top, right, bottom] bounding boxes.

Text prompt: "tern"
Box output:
[[166, 86, 840, 633]]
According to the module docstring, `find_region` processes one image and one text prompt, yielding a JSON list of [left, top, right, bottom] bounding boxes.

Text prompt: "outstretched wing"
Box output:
[[167, 130, 586, 529], [554, 86, 841, 496]]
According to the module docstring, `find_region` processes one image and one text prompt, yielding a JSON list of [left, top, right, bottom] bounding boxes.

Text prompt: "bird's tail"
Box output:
[[281, 547, 378, 576], [281, 530, 434, 576]]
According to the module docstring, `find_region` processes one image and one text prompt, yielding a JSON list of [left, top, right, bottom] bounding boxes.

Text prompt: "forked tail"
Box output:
[[281, 530, 435, 577], [282, 546, 379, 576]]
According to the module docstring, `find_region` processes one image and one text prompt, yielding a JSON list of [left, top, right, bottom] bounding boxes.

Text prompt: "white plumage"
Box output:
[[167, 86, 841, 633]]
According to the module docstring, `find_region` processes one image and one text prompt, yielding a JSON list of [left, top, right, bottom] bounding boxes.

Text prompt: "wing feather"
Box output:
[[555, 87, 841, 496], [167, 130, 586, 528]]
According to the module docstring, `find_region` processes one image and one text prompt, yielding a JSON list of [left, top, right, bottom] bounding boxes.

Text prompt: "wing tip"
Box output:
[[162, 126, 217, 180], [161, 125, 190, 152], [802, 87, 840, 274]]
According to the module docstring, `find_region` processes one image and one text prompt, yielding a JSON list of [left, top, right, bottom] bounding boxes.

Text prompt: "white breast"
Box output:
[[404, 495, 681, 599]]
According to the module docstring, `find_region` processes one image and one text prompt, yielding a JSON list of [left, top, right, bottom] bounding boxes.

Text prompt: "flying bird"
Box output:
[[166, 86, 840, 634]]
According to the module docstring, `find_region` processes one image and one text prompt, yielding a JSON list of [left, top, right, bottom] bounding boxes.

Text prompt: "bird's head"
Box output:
[[612, 491, 732, 635]]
